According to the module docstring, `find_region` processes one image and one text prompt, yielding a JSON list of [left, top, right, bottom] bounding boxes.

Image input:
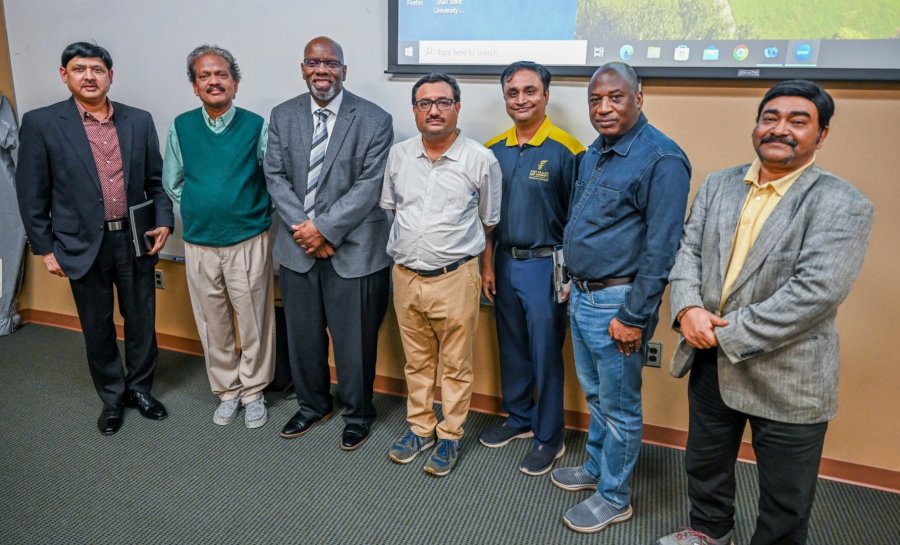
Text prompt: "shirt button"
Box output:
[[755, 196, 761, 201], [106, 160, 110, 164], [103, 141, 108, 145]]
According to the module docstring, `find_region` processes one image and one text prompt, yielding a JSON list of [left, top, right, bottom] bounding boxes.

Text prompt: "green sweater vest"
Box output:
[[174, 107, 271, 247]]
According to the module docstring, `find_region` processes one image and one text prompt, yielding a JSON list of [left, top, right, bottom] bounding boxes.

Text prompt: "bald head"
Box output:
[[304, 36, 344, 62]]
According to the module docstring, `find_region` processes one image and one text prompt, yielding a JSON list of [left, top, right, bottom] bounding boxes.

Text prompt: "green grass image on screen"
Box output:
[[575, 0, 900, 41]]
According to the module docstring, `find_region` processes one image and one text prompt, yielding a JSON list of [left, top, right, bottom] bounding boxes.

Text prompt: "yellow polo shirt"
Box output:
[[719, 157, 815, 309]]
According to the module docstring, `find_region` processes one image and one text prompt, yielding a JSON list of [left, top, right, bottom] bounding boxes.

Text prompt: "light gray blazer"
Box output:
[[669, 164, 874, 424], [264, 90, 393, 278]]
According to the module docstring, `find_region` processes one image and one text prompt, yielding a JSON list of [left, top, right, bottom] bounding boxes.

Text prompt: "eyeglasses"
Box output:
[[414, 98, 456, 112], [302, 58, 343, 70]]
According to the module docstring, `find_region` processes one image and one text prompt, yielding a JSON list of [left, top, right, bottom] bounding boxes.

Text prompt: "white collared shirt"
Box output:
[[380, 132, 502, 270], [308, 89, 343, 135]]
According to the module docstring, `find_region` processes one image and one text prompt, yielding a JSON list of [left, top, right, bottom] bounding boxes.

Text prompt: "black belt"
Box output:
[[571, 276, 634, 292], [504, 246, 555, 260], [401, 255, 475, 278], [105, 218, 128, 232]]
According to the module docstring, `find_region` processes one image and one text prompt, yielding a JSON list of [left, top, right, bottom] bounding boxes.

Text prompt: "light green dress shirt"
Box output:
[[162, 105, 268, 205]]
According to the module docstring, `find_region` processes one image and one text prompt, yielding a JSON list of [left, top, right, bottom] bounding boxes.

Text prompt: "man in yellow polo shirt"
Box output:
[[658, 80, 874, 545]]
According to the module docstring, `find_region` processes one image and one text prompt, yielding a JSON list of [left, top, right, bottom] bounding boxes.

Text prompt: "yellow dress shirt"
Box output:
[[719, 156, 815, 309]]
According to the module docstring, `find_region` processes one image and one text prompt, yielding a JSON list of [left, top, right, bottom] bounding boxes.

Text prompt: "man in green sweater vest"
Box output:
[[163, 45, 274, 429]]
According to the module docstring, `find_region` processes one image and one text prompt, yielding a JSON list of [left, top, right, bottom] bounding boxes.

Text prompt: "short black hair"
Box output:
[[411, 73, 461, 105], [500, 61, 551, 92], [61, 42, 113, 70], [757, 79, 835, 129], [186, 44, 242, 83], [592, 62, 640, 93]]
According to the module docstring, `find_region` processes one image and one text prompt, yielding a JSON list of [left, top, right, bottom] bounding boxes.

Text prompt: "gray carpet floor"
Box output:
[[1, 324, 898, 544]]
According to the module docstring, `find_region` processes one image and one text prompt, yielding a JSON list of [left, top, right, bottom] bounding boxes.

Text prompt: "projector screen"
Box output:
[[388, 0, 900, 81]]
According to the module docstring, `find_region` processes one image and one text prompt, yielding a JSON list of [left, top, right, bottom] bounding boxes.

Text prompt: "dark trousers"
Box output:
[[493, 251, 566, 447], [279, 261, 389, 425], [686, 348, 827, 545], [68, 229, 158, 405]]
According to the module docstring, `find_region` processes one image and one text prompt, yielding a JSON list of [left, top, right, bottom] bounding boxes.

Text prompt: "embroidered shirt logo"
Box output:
[[529, 160, 550, 182]]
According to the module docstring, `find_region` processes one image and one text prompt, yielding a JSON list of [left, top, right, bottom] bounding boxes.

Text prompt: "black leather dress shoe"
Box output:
[[279, 410, 332, 439], [98, 404, 123, 435], [125, 391, 168, 420], [340, 423, 371, 451]]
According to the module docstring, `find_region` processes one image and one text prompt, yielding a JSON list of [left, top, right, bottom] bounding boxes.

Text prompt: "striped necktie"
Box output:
[[305, 109, 330, 219]]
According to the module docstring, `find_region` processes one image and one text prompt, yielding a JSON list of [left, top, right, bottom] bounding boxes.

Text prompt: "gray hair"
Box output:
[[592, 62, 640, 93], [186, 44, 241, 83]]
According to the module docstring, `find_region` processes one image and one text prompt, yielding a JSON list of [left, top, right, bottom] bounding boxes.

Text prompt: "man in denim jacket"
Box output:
[[555, 62, 691, 533]]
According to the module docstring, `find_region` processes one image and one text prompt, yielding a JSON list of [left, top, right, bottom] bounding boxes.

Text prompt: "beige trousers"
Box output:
[[392, 259, 481, 440], [184, 231, 275, 404]]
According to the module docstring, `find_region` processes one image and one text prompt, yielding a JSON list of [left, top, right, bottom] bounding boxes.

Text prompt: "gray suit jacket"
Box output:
[[264, 90, 393, 277], [669, 164, 874, 424]]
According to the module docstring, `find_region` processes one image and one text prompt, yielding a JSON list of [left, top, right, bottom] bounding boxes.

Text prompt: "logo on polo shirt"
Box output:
[[529, 160, 550, 182]]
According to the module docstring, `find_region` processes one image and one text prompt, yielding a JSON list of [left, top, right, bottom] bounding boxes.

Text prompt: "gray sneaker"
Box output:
[[213, 398, 241, 426], [388, 427, 435, 464], [550, 466, 599, 491], [244, 398, 268, 429], [423, 438, 460, 477], [657, 528, 734, 545], [563, 494, 633, 533], [479, 421, 533, 448]]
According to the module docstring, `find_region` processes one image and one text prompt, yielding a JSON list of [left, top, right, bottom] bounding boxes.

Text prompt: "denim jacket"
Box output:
[[563, 113, 691, 333]]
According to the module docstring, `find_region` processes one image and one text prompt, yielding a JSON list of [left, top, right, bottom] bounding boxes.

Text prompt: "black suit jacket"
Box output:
[[16, 97, 173, 280]]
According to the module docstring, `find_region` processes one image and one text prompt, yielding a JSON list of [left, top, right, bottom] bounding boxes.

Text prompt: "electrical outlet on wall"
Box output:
[[154, 269, 165, 289], [645, 341, 662, 368]]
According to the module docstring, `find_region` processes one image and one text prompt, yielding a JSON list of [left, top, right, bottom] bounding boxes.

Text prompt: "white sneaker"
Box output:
[[244, 398, 268, 429], [213, 398, 241, 426]]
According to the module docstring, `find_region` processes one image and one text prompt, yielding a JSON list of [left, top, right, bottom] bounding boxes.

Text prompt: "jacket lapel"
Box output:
[[294, 95, 312, 160], [113, 103, 132, 193], [717, 167, 751, 281], [317, 92, 356, 189], [59, 98, 102, 194], [726, 166, 820, 295]]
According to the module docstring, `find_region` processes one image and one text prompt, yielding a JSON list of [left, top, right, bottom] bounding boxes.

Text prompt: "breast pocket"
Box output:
[[584, 185, 622, 229], [429, 174, 475, 224]]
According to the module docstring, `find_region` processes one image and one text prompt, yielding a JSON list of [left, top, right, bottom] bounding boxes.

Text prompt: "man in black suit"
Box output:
[[16, 42, 174, 435]]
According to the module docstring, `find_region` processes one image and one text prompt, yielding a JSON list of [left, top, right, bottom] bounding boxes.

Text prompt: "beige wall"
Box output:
[[17, 81, 900, 473]]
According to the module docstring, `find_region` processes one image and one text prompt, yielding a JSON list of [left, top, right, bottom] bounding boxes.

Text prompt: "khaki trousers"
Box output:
[[184, 231, 275, 404], [392, 259, 481, 440]]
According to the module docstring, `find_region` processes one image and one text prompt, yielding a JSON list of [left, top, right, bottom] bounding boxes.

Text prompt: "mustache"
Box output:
[[205, 85, 225, 93], [760, 134, 797, 148]]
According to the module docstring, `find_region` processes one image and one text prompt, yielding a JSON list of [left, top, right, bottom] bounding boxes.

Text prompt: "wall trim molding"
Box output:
[[18, 310, 899, 493]]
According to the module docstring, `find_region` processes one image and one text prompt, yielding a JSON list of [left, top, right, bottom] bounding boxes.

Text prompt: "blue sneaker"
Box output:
[[563, 494, 633, 533], [550, 466, 599, 491], [423, 438, 460, 477], [388, 427, 435, 464], [479, 421, 533, 448]]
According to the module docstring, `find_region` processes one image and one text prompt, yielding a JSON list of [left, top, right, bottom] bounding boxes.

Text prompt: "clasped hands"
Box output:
[[292, 220, 334, 259], [679, 307, 729, 349]]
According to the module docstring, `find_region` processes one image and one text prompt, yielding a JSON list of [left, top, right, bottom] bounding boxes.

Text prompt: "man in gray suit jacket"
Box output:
[[658, 80, 874, 545], [265, 36, 392, 451]]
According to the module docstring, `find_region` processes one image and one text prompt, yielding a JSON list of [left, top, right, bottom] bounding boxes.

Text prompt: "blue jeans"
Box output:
[[569, 285, 645, 508]]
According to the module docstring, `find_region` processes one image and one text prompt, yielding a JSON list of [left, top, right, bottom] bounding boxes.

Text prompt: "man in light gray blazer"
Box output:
[[264, 36, 392, 451], [658, 80, 874, 545]]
